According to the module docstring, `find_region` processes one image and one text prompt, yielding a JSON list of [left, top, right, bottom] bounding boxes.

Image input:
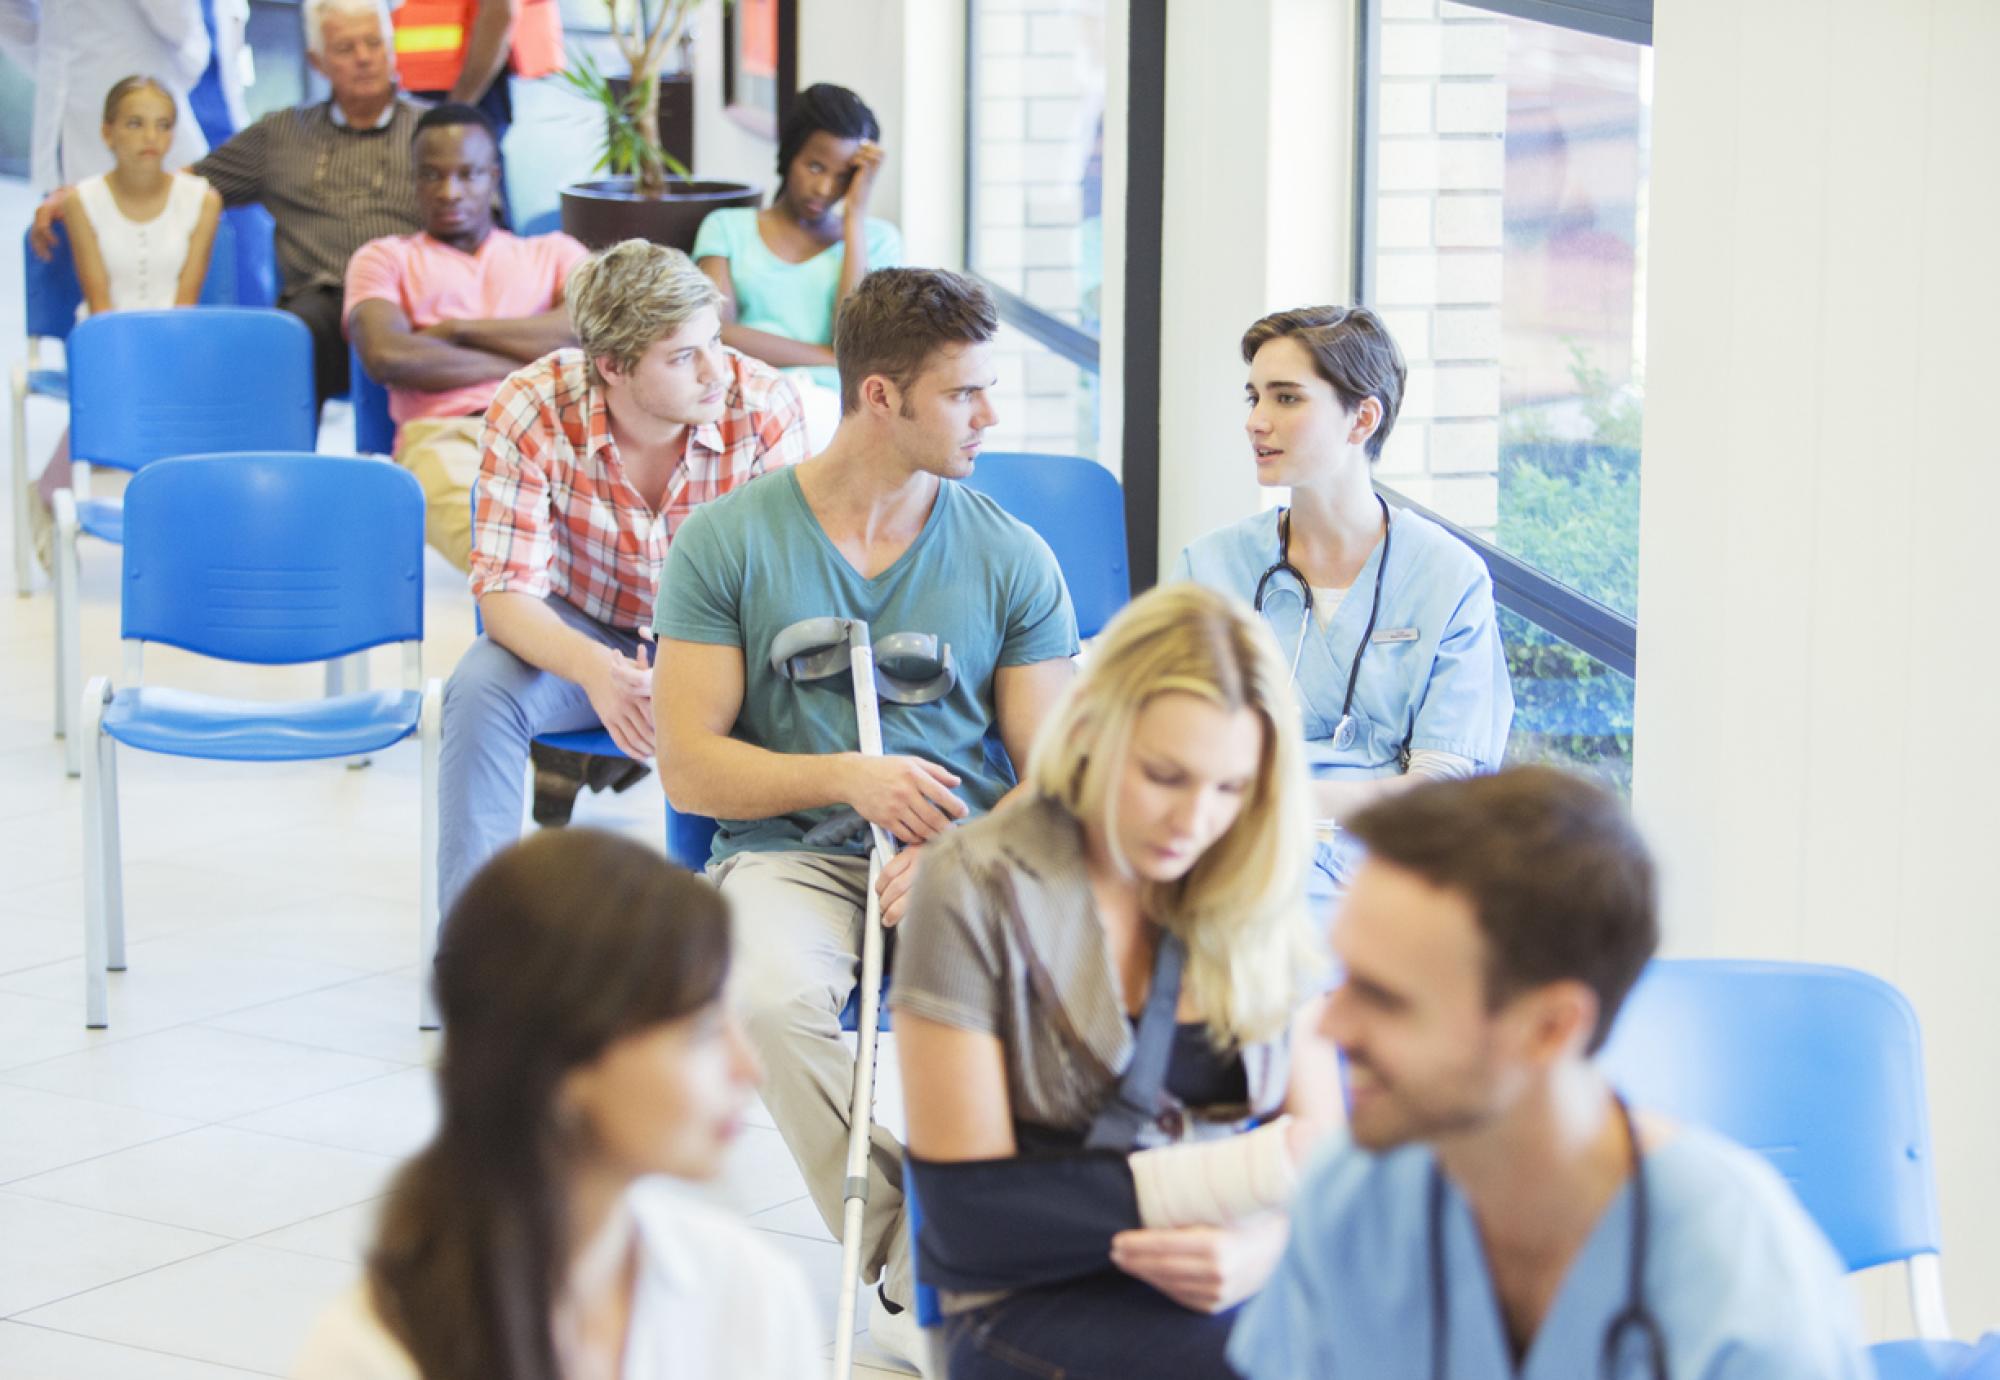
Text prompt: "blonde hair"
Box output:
[[1028, 584, 1317, 1045], [304, 0, 392, 56], [566, 239, 724, 386]]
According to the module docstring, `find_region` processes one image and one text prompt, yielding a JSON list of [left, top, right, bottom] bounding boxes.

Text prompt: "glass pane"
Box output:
[[1369, 1, 1649, 619], [984, 322, 1100, 462], [968, 0, 1108, 336], [1498, 607, 1634, 792]]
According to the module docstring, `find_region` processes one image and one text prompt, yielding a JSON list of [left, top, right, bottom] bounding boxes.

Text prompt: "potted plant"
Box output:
[[558, 1, 760, 252]]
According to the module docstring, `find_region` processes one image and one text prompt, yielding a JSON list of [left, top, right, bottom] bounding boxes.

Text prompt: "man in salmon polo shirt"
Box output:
[[345, 100, 586, 570]]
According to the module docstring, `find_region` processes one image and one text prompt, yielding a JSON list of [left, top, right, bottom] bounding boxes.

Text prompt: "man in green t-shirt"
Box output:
[[654, 268, 1079, 1364]]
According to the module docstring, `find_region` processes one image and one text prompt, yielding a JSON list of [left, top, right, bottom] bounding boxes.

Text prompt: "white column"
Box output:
[[1635, 0, 2000, 1334]]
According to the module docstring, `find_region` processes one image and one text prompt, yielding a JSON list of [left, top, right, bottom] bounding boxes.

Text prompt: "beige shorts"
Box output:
[[393, 414, 484, 572]]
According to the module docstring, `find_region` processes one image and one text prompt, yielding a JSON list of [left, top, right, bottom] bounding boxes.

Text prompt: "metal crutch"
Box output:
[[768, 617, 955, 1377]]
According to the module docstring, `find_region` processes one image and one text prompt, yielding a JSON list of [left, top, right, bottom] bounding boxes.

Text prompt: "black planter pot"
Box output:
[[559, 178, 761, 255]]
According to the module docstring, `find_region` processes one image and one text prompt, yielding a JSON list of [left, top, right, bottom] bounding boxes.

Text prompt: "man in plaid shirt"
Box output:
[[437, 239, 810, 914]]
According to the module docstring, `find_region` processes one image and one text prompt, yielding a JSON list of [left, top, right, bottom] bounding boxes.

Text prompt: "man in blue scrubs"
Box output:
[[1230, 768, 1872, 1379]]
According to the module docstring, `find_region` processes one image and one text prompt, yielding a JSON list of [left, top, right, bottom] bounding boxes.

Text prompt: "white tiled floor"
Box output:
[[1, 176, 910, 1377]]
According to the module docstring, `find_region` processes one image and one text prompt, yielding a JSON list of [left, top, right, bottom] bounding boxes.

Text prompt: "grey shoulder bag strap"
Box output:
[[1082, 928, 1187, 1151]]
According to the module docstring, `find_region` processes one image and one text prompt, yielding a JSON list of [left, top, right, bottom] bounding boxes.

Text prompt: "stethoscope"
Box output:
[[1250, 493, 1392, 751], [1426, 1094, 1669, 1380]]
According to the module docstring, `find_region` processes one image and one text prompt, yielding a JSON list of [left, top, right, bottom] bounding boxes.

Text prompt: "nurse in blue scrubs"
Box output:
[[1174, 305, 1513, 908]]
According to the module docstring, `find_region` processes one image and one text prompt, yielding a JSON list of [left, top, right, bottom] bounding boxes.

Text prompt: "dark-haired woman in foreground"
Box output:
[[293, 830, 818, 1380], [693, 81, 900, 393]]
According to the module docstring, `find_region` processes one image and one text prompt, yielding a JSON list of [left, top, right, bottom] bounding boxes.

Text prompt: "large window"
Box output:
[[966, 0, 1108, 461], [1361, 0, 1649, 787]]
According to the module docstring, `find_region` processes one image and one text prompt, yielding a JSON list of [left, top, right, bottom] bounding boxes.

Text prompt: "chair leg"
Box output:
[[53, 489, 81, 775], [102, 731, 126, 971], [1909, 1252, 1953, 1340], [10, 365, 30, 598], [327, 653, 375, 769], [418, 678, 443, 1031], [80, 677, 111, 1028]]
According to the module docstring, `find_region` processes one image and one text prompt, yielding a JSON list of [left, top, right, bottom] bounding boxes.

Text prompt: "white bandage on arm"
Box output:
[[1405, 749, 1475, 782], [1127, 1116, 1301, 1229]]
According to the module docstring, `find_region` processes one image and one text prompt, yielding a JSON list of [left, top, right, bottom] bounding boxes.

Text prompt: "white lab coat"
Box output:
[[11, 0, 213, 191]]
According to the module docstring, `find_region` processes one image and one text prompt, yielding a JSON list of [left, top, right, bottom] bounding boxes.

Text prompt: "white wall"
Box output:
[[1634, 0, 2000, 1334], [688, 0, 945, 253], [1156, 0, 1355, 570]]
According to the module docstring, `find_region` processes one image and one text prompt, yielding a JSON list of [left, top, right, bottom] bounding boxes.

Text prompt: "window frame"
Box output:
[[961, 0, 1106, 373], [1352, 0, 1649, 679]]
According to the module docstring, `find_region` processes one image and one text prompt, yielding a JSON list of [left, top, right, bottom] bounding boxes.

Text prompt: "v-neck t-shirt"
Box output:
[[654, 468, 1078, 860], [1229, 1125, 1872, 1380]]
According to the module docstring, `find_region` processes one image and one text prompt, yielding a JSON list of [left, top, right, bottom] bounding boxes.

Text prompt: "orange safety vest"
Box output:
[[392, 0, 564, 92]]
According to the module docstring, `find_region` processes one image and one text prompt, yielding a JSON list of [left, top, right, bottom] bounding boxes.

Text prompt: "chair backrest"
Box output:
[[225, 204, 280, 307], [350, 340, 398, 455], [518, 207, 563, 237], [121, 453, 426, 663], [195, 211, 239, 305], [961, 452, 1130, 639], [22, 225, 84, 343], [68, 308, 317, 471], [902, 1160, 944, 1329], [1597, 958, 1942, 1273], [666, 805, 720, 871]]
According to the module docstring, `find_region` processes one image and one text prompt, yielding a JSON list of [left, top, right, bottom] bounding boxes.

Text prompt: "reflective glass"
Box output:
[[1368, 1, 1650, 620], [1498, 606, 1634, 791], [968, 0, 1108, 337]]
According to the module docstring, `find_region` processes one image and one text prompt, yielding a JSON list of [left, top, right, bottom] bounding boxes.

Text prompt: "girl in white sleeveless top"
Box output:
[[64, 74, 221, 314], [25, 76, 224, 576]]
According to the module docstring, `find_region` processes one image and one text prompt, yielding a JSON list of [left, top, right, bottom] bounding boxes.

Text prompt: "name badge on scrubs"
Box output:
[[1371, 627, 1420, 644]]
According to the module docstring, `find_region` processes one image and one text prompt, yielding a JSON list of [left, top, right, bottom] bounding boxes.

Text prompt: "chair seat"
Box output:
[[1869, 1339, 1973, 1380], [103, 686, 422, 761], [75, 498, 123, 544], [26, 368, 67, 401], [536, 726, 626, 758]]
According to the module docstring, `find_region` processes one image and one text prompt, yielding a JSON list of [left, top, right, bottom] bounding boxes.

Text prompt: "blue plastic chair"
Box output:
[[350, 340, 398, 456], [464, 477, 652, 791], [53, 308, 317, 774], [900, 1161, 951, 1375], [223, 205, 280, 308], [14, 211, 278, 599], [518, 207, 563, 237], [78, 454, 442, 1029], [962, 452, 1130, 638], [11, 227, 83, 597], [1599, 959, 1969, 1375]]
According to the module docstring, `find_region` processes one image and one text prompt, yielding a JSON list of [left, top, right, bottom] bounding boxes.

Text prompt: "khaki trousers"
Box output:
[[710, 848, 914, 1304], [393, 414, 483, 572]]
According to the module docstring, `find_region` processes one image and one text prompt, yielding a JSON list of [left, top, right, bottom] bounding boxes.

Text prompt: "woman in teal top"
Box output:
[[693, 83, 902, 390]]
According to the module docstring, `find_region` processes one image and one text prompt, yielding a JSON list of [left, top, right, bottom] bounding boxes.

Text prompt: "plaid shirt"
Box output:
[[470, 348, 809, 630]]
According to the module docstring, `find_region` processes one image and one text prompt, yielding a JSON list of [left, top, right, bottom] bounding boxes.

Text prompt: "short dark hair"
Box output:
[[1242, 305, 1406, 461], [413, 101, 497, 149], [833, 268, 997, 414], [775, 83, 881, 185], [1344, 766, 1658, 1054]]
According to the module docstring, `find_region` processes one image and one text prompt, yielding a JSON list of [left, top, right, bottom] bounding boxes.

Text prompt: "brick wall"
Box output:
[[1370, 0, 1506, 536], [969, 0, 1106, 459]]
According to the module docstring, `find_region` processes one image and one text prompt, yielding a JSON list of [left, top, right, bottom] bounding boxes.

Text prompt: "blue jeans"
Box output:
[[437, 593, 641, 917], [945, 1270, 1241, 1379]]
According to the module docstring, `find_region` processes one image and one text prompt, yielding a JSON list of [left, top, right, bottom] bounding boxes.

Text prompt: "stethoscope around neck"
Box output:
[[1251, 493, 1392, 751], [1426, 1094, 1669, 1380]]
